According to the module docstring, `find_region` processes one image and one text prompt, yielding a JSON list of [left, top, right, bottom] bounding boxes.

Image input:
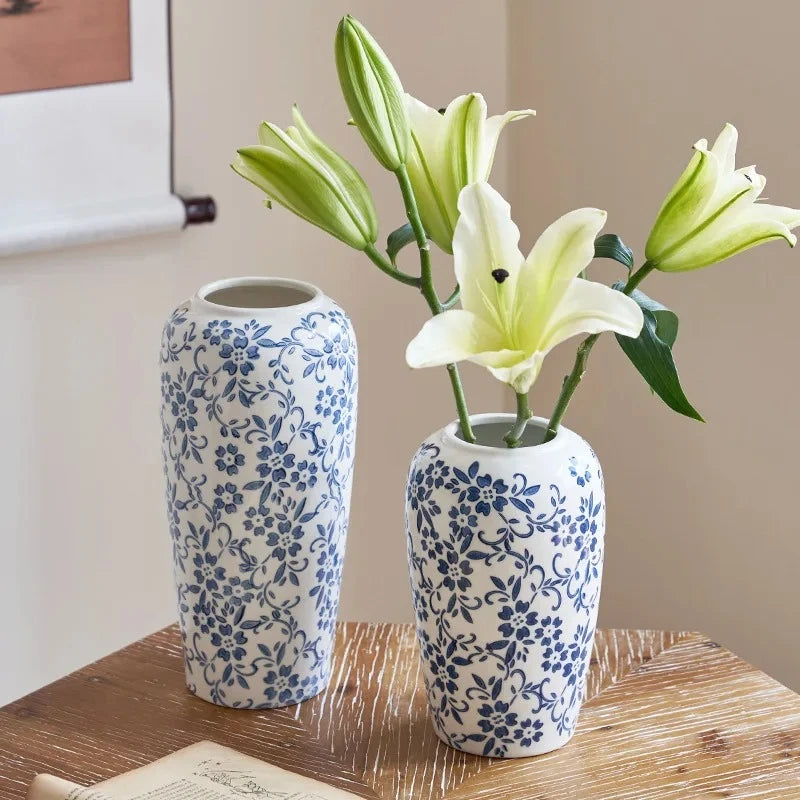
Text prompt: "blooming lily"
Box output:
[[406, 182, 644, 394], [405, 94, 534, 253], [232, 106, 378, 250], [646, 123, 800, 272]]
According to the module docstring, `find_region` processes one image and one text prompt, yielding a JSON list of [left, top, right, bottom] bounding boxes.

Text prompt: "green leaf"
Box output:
[[387, 223, 416, 264], [595, 234, 634, 271], [613, 284, 704, 422], [625, 288, 678, 347]]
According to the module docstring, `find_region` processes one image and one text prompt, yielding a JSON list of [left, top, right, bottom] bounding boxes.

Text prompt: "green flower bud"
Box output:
[[232, 106, 378, 250], [335, 15, 410, 171]]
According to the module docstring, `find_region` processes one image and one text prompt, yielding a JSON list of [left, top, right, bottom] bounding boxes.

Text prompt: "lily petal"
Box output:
[[488, 351, 546, 395], [704, 164, 764, 220], [405, 94, 458, 252], [445, 94, 488, 189], [645, 140, 719, 260], [710, 123, 738, 175], [257, 122, 297, 157], [538, 279, 644, 353], [751, 202, 800, 229], [519, 207, 607, 325], [480, 108, 535, 178], [654, 203, 800, 272], [405, 309, 514, 368], [453, 183, 525, 330]]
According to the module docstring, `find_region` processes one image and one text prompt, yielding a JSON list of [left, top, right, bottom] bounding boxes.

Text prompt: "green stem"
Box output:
[[446, 363, 474, 441], [363, 244, 421, 288], [543, 260, 656, 442], [395, 165, 476, 443], [623, 260, 655, 294], [442, 284, 461, 310], [394, 166, 438, 313], [543, 334, 600, 443], [503, 391, 532, 448]]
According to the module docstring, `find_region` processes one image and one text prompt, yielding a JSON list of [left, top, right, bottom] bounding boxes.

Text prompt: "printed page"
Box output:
[[27, 775, 109, 800], [28, 741, 360, 800]]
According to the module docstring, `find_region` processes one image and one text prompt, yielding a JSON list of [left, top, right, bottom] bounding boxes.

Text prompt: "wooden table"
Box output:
[[2, 623, 800, 799]]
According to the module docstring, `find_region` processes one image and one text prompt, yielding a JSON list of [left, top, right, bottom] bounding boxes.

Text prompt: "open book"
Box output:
[[28, 741, 360, 800]]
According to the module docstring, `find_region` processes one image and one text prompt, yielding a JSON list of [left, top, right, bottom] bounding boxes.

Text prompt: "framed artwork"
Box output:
[[0, 0, 131, 95], [0, 1, 211, 257]]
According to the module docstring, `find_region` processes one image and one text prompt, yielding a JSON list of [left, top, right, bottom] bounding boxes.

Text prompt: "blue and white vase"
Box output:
[[160, 277, 357, 708], [405, 413, 604, 757]]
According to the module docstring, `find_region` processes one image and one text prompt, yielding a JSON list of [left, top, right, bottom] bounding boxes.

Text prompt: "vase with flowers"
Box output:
[[233, 15, 800, 756]]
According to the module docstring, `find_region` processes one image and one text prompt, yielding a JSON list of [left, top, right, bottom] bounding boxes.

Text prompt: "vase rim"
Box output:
[[193, 276, 323, 314], [442, 413, 570, 453]]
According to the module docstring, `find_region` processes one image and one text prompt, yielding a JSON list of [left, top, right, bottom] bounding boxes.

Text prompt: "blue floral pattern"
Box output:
[[405, 430, 604, 757], [160, 291, 357, 708]]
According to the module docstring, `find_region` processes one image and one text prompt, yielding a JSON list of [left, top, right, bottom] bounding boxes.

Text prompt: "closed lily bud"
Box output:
[[646, 124, 800, 272], [406, 93, 534, 253], [232, 106, 378, 250], [335, 15, 410, 171]]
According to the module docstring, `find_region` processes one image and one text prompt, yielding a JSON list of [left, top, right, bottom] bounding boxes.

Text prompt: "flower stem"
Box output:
[[543, 261, 655, 442], [363, 243, 421, 287], [442, 284, 461, 310], [394, 164, 476, 443], [394, 165, 438, 314], [447, 363, 474, 441], [503, 391, 532, 448], [623, 260, 655, 294], [543, 334, 600, 443]]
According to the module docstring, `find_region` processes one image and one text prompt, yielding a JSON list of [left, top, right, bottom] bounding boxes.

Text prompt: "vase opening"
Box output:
[[450, 414, 563, 449], [198, 277, 320, 310]]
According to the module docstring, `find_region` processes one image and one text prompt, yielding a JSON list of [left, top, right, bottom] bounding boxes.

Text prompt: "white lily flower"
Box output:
[[405, 93, 534, 253], [406, 183, 644, 394], [646, 123, 800, 271]]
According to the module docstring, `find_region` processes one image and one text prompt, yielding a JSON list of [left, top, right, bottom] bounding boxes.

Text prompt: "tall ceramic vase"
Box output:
[[406, 413, 604, 757], [160, 277, 357, 708]]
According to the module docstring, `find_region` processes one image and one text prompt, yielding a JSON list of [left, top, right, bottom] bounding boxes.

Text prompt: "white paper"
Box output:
[[27, 741, 360, 800], [26, 776, 98, 800], [0, 1, 181, 256], [0, 195, 185, 257]]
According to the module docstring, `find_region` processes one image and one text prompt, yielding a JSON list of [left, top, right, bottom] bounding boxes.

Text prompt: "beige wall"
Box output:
[[508, 0, 800, 689], [0, 0, 509, 705]]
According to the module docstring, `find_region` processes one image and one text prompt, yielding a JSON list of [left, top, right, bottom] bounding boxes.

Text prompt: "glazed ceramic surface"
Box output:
[[405, 414, 604, 757], [160, 277, 357, 708]]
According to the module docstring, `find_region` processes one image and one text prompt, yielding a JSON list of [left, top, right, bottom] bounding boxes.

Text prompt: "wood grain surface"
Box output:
[[2, 623, 800, 798]]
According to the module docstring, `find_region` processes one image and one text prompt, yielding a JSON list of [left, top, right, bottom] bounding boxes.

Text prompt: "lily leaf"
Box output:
[[595, 234, 634, 271], [626, 288, 678, 347], [387, 223, 417, 264], [613, 284, 704, 422]]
